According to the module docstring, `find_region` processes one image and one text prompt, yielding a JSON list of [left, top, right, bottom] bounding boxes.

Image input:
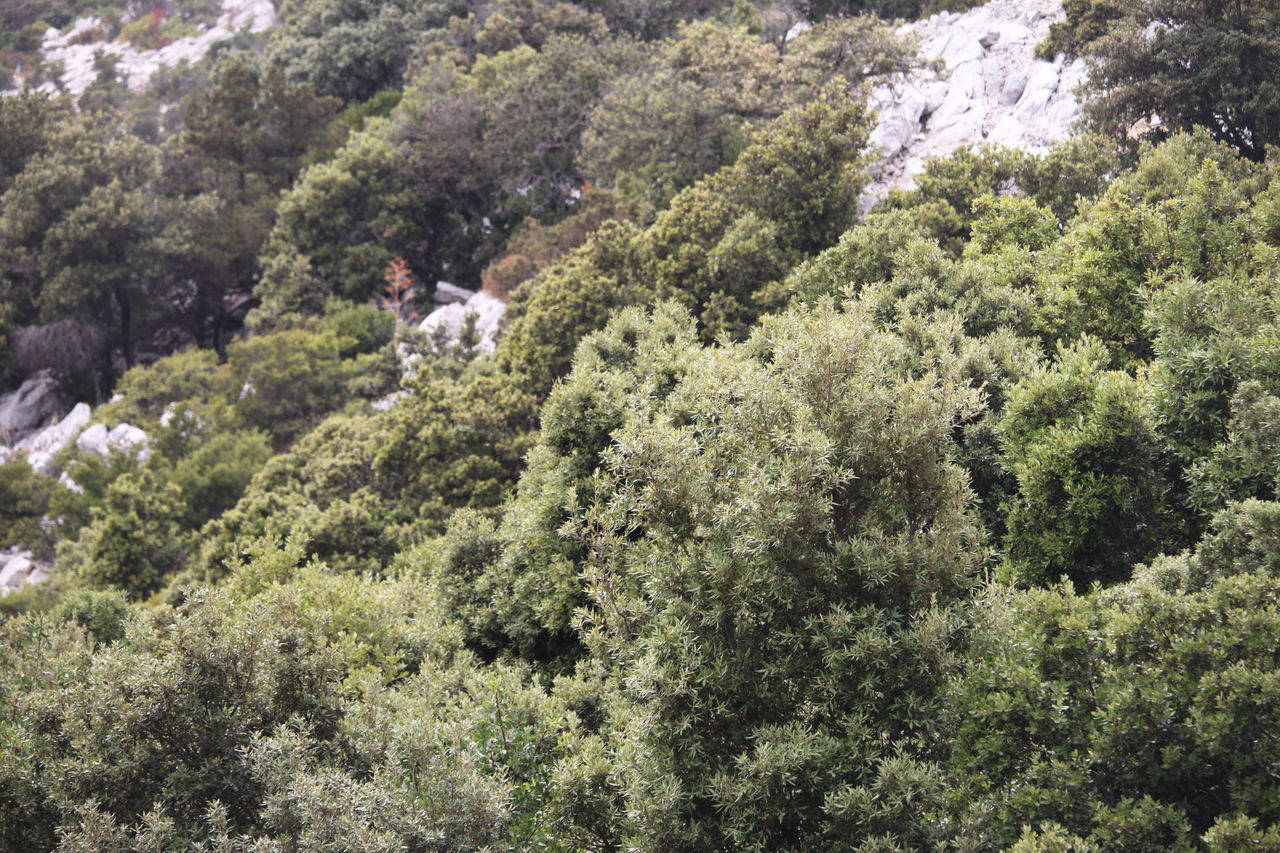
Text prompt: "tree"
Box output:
[[404, 302, 704, 667], [256, 34, 638, 322], [59, 471, 186, 598], [178, 54, 342, 197], [499, 87, 874, 396], [1037, 0, 1127, 58], [0, 460, 56, 555], [999, 338, 1183, 587], [0, 113, 173, 376], [255, 130, 419, 322], [579, 18, 914, 213], [946, 552, 1280, 846], [199, 362, 538, 577], [226, 329, 356, 447], [550, 301, 984, 850], [1081, 0, 1280, 159], [436, 0, 608, 61], [165, 54, 342, 355], [0, 92, 63, 198]]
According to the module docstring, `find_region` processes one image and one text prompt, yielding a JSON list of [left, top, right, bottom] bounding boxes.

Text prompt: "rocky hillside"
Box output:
[[0, 0, 1088, 452], [866, 0, 1084, 199], [0, 0, 1088, 597], [3, 0, 275, 97]]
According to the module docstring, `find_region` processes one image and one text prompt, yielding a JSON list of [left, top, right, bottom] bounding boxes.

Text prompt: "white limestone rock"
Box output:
[[12, 399, 92, 473], [108, 422, 149, 454], [0, 557, 31, 591], [434, 281, 475, 305], [372, 389, 410, 412], [59, 471, 83, 494], [418, 290, 506, 355], [0, 551, 34, 593], [76, 422, 110, 457], [16, 401, 91, 457], [12, 0, 276, 99], [864, 0, 1086, 204], [0, 548, 51, 595], [76, 421, 151, 461], [785, 21, 812, 42]]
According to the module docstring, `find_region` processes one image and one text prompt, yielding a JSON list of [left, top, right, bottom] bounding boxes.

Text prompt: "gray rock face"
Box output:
[[17, 401, 91, 454], [74, 423, 110, 457], [9, 402, 148, 477], [0, 370, 66, 439], [382, 287, 509, 411], [433, 281, 475, 305], [864, 0, 1085, 203], [107, 423, 151, 460]]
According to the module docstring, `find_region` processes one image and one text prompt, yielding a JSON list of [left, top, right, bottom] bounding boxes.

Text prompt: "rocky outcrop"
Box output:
[[12, 401, 92, 475], [1, 403, 150, 595], [4, 401, 149, 479], [375, 284, 508, 411], [865, 0, 1085, 202], [75, 422, 151, 462], [0, 547, 49, 596], [0, 370, 66, 440], [9, 0, 276, 98], [433, 281, 477, 306], [418, 285, 506, 355]]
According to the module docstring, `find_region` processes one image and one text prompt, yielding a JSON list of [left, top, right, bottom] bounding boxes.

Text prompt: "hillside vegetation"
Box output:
[[4, 0, 1280, 849]]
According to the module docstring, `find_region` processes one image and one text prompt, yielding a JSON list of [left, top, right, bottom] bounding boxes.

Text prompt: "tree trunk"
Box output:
[[213, 312, 228, 363], [114, 283, 134, 369]]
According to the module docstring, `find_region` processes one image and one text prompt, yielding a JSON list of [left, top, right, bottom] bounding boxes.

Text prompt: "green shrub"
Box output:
[[947, 566, 1280, 846], [999, 339, 1182, 586], [551, 300, 985, 849]]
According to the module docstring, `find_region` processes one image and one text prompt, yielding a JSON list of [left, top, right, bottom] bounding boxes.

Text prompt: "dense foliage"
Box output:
[[1051, 0, 1280, 158], [6, 0, 1280, 849]]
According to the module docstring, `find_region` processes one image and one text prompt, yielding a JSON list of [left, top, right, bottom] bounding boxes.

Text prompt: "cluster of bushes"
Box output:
[[6, 0, 1280, 848], [7, 0, 1279, 391], [8, 308, 396, 606], [7, 104, 1280, 846]]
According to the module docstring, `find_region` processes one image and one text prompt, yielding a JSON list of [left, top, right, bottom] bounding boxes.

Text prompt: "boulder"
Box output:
[[25, 450, 57, 477], [15, 401, 92, 462], [434, 281, 475, 305], [76, 421, 150, 461], [418, 290, 506, 355], [17, 401, 91, 452], [0, 552, 33, 592], [76, 423, 110, 457], [0, 370, 66, 438], [107, 423, 148, 451], [0, 548, 51, 595]]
